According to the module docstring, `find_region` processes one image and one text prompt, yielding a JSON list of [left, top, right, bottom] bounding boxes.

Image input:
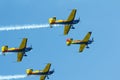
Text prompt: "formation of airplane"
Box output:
[[1, 9, 94, 80], [1, 38, 32, 62], [26, 63, 54, 80], [49, 9, 80, 35], [66, 32, 93, 52]]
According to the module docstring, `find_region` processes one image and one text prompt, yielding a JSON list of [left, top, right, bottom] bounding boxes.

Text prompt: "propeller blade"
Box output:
[[92, 37, 94, 42]]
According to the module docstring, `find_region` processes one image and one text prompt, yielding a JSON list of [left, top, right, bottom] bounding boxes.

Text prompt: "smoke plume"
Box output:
[[0, 24, 60, 31], [0, 74, 27, 80]]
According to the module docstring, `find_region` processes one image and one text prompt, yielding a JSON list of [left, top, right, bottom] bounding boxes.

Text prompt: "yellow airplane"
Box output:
[[26, 63, 54, 80], [49, 9, 80, 35], [1, 38, 32, 62], [66, 32, 93, 52]]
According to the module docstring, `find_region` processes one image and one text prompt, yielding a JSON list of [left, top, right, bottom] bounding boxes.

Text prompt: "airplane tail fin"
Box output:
[[1, 46, 8, 53], [49, 17, 56, 28], [66, 38, 73, 46], [26, 69, 33, 75]]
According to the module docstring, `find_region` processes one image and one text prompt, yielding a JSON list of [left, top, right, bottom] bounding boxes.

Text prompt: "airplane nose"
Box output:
[[66, 41, 70, 45]]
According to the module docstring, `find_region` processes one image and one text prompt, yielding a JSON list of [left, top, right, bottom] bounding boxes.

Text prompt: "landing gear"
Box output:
[[86, 45, 89, 48], [24, 54, 27, 56], [71, 26, 75, 29], [47, 76, 49, 79]]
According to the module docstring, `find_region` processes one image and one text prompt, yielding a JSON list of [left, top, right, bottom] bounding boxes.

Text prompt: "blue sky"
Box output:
[[0, 0, 120, 80]]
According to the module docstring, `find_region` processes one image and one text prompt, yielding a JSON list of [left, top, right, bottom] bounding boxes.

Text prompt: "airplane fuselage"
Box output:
[[3, 47, 32, 53], [71, 40, 93, 45], [28, 70, 54, 76], [50, 19, 80, 25]]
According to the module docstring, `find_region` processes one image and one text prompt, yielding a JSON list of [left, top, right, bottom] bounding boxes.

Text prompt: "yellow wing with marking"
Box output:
[[43, 63, 51, 73], [67, 9, 76, 21], [83, 32, 92, 42], [40, 75, 46, 80], [79, 32, 92, 52], [17, 52, 24, 62], [64, 9, 76, 35], [64, 25, 71, 35], [79, 44, 86, 52], [19, 38, 27, 49]]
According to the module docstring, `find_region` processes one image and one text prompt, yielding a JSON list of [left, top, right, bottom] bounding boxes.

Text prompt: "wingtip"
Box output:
[[64, 33, 68, 35], [17, 61, 21, 62], [48, 63, 51, 65], [79, 50, 83, 53], [17, 60, 22, 62], [89, 32, 92, 34], [64, 31, 68, 35], [73, 8, 77, 11]]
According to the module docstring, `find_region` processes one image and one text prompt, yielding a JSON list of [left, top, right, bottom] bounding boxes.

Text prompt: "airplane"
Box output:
[[49, 9, 80, 35], [26, 63, 54, 80], [1, 38, 32, 62], [66, 32, 93, 52]]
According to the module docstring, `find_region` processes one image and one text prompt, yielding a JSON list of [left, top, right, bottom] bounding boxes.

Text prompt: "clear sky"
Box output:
[[0, 0, 120, 80]]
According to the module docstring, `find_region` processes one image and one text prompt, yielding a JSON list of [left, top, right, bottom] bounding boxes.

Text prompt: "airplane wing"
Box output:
[[43, 63, 51, 73], [40, 63, 51, 80], [40, 75, 46, 80], [64, 9, 76, 35], [17, 38, 27, 62], [19, 38, 27, 49], [83, 32, 92, 42], [67, 9, 76, 21], [64, 25, 72, 35], [79, 32, 92, 52], [79, 44, 86, 52], [17, 52, 24, 62]]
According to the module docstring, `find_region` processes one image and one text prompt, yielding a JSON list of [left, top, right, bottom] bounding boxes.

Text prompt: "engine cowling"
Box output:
[[1, 46, 8, 52], [66, 38, 73, 46], [49, 17, 56, 24], [26, 69, 33, 75]]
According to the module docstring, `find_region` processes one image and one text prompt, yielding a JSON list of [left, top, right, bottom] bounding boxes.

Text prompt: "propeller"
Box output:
[[52, 69, 55, 72], [92, 37, 94, 42], [78, 17, 80, 21], [29, 45, 33, 49]]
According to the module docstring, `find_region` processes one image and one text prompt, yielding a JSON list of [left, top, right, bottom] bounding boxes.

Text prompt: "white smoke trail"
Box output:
[[0, 74, 27, 80], [0, 52, 13, 56], [0, 24, 60, 31]]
